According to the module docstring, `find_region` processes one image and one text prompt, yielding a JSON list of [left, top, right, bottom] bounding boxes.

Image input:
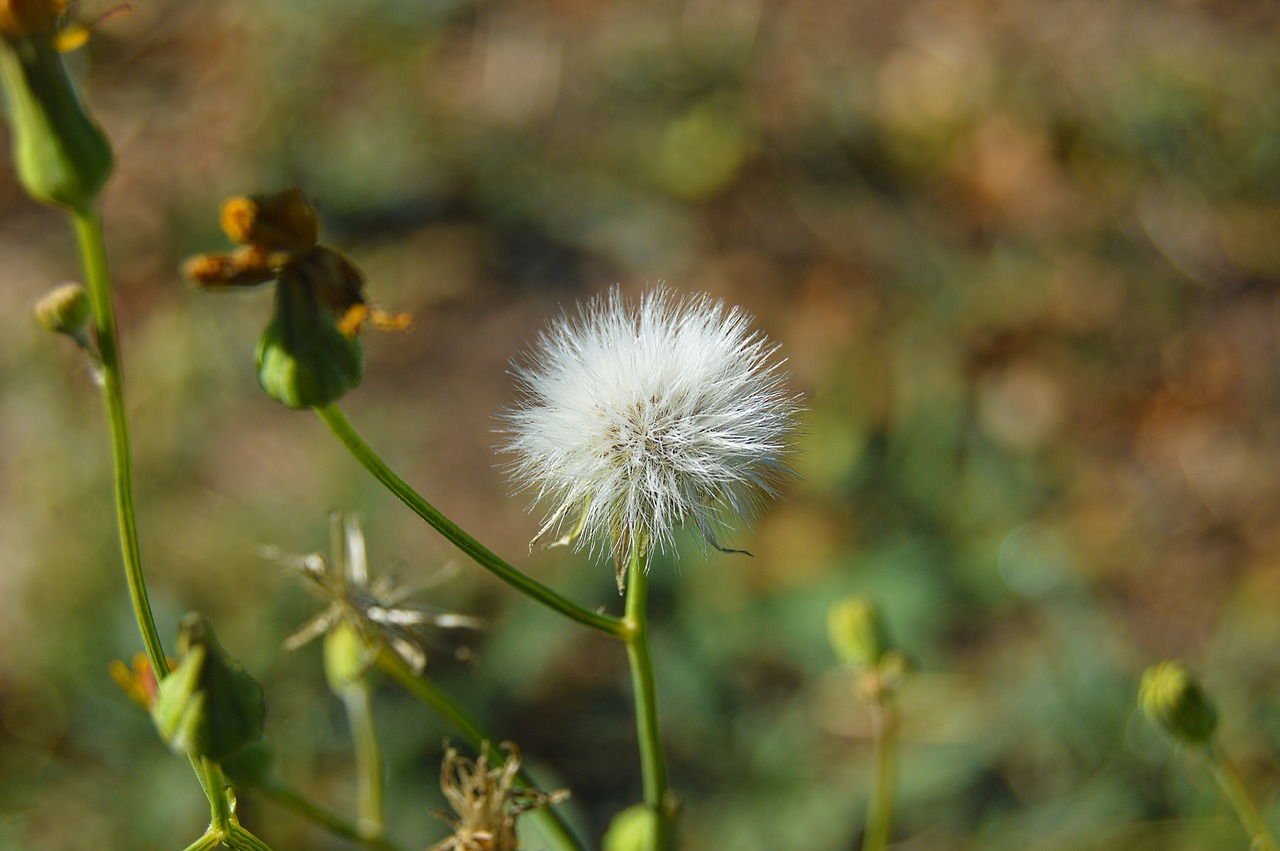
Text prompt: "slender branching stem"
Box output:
[[258, 780, 409, 851], [623, 548, 673, 851], [180, 830, 222, 851], [202, 758, 234, 836], [71, 206, 167, 678], [861, 697, 899, 851], [342, 681, 386, 842], [1205, 742, 1277, 851], [314, 404, 625, 638], [374, 647, 586, 851]]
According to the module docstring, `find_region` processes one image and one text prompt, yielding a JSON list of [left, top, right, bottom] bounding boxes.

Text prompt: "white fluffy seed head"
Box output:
[[502, 287, 799, 588]]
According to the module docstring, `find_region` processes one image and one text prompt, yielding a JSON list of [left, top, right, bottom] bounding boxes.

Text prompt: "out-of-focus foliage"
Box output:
[[3, 0, 1280, 848]]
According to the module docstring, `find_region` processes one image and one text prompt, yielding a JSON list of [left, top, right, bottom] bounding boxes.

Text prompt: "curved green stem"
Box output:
[[314, 404, 624, 638], [225, 824, 277, 851], [342, 682, 386, 842], [374, 647, 586, 851], [71, 206, 167, 677], [1205, 742, 1277, 851], [861, 698, 898, 851], [623, 548, 673, 851], [258, 780, 409, 851]]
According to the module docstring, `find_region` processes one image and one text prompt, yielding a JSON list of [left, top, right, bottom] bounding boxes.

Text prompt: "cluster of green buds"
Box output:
[[827, 595, 909, 704], [185, 190, 411, 409], [0, 0, 117, 211]]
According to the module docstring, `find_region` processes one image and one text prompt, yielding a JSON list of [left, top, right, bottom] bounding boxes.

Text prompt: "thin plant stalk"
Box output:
[[375, 647, 586, 851], [180, 831, 222, 851], [314, 404, 625, 638], [71, 206, 167, 677], [623, 548, 672, 851], [861, 698, 899, 851], [342, 681, 386, 842], [1205, 742, 1277, 851], [258, 780, 409, 851]]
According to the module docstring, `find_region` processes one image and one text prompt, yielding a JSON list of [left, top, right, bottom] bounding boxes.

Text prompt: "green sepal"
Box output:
[[0, 36, 112, 211], [255, 262, 363, 409], [153, 614, 266, 762]]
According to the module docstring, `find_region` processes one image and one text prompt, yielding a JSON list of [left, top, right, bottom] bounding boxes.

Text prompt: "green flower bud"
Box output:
[[828, 596, 889, 669], [323, 619, 371, 695], [0, 28, 112, 210], [153, 613, 266, 762], [34, 281, 90, 337], [1140, 660, 1217, 745], [255, 249, 364, 409], [603, 803, 659, 851]]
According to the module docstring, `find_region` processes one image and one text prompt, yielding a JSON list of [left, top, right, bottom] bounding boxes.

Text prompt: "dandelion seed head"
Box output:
[[502, 287, 798, 586]]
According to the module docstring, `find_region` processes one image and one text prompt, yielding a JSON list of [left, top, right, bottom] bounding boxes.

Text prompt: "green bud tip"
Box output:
[[603, 804, 660, 851], [828, 595, 890, 669], [1140, 660, 1218, 745]]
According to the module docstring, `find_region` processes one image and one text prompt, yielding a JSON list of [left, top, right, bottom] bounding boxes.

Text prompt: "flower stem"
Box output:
[[180, 830, 222, 851], [258, 780, 409, 851], [1205, 742, 1277, 851], [342, 682, 386, 842], [71, 206, 167, 678], [623, 549, 673, 851], [374, 647, 586, 851], [314, 404, 625, 638], [861, 698, 899, 851]]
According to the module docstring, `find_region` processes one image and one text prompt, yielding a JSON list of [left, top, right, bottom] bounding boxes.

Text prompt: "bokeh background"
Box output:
[[3, 0, 1280, 848]]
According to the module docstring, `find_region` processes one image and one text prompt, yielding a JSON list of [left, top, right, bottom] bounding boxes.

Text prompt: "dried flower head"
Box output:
[[503, 288, 798, 590], [428, 742, 569, 851], [185, 189, 412, 408], [273, 513, 484, 674]]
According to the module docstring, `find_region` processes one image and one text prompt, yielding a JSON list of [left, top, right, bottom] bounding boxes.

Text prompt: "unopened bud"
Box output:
[[0, 29, 113, 210], [255, 249, 364, 409], [34, 282, 91, 339], [153, 613, 265, 762], [828, 596, 889, 669], [603, 803, 659, 851], [1140, 660, 1217, 745]]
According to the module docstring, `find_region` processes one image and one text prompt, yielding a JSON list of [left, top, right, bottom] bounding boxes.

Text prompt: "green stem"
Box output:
[[374, 647, 586, 851], [314, 404, 624, 638], [225, 824, 277, 851], [258, 780, 409, 851], [342, 682, 386, 842], [71, 206, 167, 677], [180, 830, 222, 851], [1205, 742, 1277, 851], [623, 549, 673, 851], [202, 759, 234, 835], [861, 698, 899, 851]]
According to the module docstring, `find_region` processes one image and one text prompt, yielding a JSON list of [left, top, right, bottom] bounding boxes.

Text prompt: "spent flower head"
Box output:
[[185, 189, 411, 408], [428, 741, 569, 851], [273, 513, 484, 674], [503, 287, 798, 591]]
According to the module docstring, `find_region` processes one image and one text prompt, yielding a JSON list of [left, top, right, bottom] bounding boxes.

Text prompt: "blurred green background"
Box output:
[[3, 0, 1280, 848]]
